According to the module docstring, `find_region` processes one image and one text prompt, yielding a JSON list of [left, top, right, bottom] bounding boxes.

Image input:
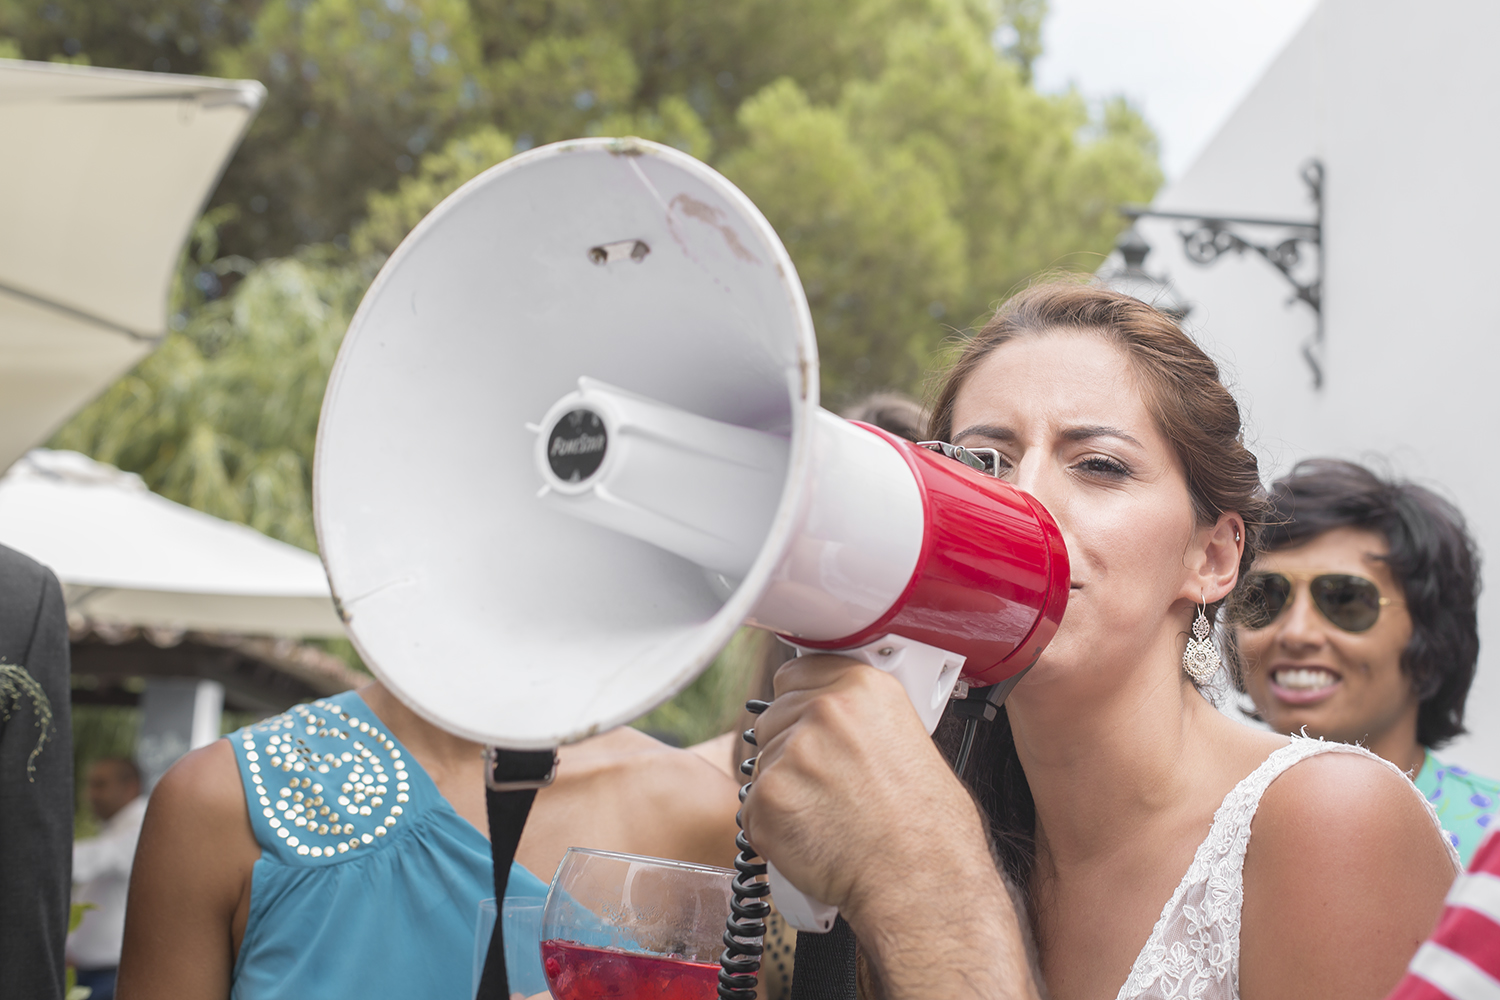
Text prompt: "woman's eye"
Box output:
[[1075, 456, 1129, 478]]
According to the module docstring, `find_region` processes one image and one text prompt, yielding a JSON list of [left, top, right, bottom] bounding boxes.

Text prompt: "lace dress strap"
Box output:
[[1114, 737, 1455, 1000]]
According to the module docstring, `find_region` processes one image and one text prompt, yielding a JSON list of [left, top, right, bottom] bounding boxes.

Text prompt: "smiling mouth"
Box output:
[[1268, 667, 1341, 705]]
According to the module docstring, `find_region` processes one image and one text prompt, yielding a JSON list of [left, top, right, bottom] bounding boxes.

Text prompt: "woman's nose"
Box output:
[[1011, 454, 1051, 502], [1011, 461, 1076, 558]]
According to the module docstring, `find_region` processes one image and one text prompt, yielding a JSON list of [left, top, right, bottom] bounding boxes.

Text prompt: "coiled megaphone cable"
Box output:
[[717, 669, 1034, 999], [718, 698, 772, 1000]]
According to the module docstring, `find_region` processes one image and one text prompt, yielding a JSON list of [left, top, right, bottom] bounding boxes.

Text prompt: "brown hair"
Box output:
[[927, 280, 1270, 890]]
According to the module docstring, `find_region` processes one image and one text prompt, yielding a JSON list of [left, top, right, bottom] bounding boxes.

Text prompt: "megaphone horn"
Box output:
[[314, 137, 1069, 935]]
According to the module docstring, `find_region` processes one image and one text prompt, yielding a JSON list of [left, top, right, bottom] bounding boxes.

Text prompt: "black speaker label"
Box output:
[[546, 409, 608, 483]]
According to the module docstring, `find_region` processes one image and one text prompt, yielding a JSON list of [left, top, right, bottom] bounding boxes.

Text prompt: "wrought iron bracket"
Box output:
[[1121, 160, 1325, 388]]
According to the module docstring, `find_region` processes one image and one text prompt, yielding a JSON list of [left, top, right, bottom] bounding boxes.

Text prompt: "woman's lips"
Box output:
[[1268, 666, 1341, 706]]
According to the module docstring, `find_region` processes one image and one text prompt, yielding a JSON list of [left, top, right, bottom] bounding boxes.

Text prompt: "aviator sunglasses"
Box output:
[[1238, 571, 1398, 634]]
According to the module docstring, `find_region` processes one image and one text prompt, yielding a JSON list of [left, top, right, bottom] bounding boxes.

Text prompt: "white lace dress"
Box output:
[[1115, 738, 1459, 1000]]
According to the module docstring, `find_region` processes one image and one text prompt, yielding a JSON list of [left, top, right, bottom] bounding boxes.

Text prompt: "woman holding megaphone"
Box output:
[[742, 282, 1458, 1000]]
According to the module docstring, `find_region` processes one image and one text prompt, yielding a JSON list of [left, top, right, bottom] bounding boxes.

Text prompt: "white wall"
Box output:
[[1133, 0, 1500, 773]]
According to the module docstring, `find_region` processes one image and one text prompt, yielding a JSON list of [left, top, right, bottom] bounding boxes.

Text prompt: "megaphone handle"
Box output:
[[766, 861, 840, 934], [764, 635, 968, 934]]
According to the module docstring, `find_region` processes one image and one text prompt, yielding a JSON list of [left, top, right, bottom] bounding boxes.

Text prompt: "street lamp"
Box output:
[[1097, 225, 1194, 323], [1120, 160, 1324, 387]]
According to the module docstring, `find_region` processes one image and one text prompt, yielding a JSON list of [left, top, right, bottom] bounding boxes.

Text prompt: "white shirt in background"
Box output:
[[68, 795, 147, 970]]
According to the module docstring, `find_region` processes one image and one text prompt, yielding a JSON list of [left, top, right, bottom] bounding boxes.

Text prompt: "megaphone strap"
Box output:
[[790, 918, 859, 1000], [474, 748, 559, 1000]]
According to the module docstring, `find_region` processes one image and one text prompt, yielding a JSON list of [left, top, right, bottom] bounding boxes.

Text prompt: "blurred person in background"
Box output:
[[1235, 459, 1495, 862], [842, 391, 926, 444], [0, 543, 73, 1000], [118, 681, 737, 999], [70, 757, 146, 1000]]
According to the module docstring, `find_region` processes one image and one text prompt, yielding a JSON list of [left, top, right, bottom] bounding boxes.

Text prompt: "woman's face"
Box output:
[[1235, 526, 1417, 748], [950, 331, 1219, 687]]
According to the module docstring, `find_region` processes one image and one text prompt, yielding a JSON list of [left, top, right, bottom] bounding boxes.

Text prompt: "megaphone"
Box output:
[[314, 137, 1068, 934]]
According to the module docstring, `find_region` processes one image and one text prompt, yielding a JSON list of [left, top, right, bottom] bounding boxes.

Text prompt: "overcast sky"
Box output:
[[1032, 0, 1321, 179]]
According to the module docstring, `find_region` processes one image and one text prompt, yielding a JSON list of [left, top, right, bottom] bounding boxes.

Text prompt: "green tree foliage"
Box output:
[[994, 0, 1047, 82], [30, 0, 1164, 516], [720, 79, 968, 396], [722, 15, 1160, 396], [0, 0, 260, 74], [4, 0, 1087, 261], [51, 215, 375, 552], [353, 124, 514, 255], [211, 0, 489, 252]]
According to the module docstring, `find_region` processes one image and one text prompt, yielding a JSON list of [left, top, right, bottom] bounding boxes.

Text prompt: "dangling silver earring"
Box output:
[[1182, 596, 1221, 683]]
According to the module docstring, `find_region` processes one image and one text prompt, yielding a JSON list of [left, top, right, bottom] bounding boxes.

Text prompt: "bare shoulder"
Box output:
[[1253, 747, 1450, 861], [604, 729, 741, 813], [587, 728, 741, 867], [151, 739, 253, 830], [688, 730, 740, 778], [118, 739, 258, 1000], [1239, 747, 1454, 1000], [136, 738, 259, 898]]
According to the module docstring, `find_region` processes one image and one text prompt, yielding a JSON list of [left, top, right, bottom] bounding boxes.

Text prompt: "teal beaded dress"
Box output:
[[227, 689, 549, 999]]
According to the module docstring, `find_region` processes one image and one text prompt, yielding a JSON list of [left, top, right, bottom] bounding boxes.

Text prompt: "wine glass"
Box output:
[[540, 847, 736, 1000]]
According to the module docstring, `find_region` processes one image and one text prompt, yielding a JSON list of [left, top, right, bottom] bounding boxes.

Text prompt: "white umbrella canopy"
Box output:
[[0, 450, 344, 637], [0, 59, 264, 471]]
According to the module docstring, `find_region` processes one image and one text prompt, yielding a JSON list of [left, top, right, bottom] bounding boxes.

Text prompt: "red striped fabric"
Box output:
[[1388, 833, 1500, 1000]]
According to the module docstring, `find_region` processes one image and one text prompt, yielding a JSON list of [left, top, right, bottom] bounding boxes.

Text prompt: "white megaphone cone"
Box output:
[[314, 138, 1068, 935]]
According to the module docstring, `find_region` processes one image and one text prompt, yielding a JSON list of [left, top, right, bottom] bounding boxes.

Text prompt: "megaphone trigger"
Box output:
[[788, 635, 967, 735]]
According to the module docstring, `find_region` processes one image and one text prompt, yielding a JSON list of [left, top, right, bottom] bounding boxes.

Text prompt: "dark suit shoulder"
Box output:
[[0, 543, 66, 672], [0, 541, 51, 586], [0, 544, 72, 998], [0, 542, 56, 631]]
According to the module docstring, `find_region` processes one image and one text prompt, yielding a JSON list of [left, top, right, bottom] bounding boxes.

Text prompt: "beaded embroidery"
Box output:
[[237, 699, 412, 860]]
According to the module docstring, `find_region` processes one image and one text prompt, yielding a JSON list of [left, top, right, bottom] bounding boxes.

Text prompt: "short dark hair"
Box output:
[[841, 393, 926, 443], [1260, 458, 1481, 748]]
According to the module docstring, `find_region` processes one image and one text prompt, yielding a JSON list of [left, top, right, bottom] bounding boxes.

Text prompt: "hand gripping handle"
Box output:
[[766, 635, 966, 933]]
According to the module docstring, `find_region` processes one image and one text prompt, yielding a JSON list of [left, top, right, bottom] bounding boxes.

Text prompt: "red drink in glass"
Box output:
[[541, 940, 720, 1000]]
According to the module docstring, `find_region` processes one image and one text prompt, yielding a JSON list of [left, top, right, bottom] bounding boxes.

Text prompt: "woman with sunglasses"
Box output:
[[1235, 458, 1494, 862], [741, 283, 1458, 1000]]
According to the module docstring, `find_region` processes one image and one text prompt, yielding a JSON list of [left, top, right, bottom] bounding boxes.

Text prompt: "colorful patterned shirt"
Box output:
[[1414, 751, 1500, 865]]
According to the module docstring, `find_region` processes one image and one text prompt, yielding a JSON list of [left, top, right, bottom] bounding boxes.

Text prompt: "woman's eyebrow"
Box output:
[[952, 424, 1016, 443], [1062, 425, 1143, 448], [953, 424, 1143, 449]]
